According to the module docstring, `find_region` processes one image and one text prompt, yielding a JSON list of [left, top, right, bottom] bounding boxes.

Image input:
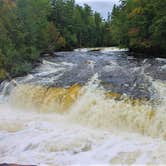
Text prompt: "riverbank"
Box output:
[[0, 47, 128, 82], [129, 47, 166, 58], [0, 45, 165, 89], [1, 46, 166, 84]]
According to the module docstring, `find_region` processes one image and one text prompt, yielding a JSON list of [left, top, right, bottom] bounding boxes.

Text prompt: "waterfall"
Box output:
[[0, 49, 166, 165]]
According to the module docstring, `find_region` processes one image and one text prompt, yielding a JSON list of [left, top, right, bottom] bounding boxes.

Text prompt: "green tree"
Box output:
[[0, 0, 65, 78], [110, 0, 166, 55]]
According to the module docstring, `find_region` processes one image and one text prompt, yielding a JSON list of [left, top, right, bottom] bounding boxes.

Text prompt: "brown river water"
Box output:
[[0, 48, 166, 165]]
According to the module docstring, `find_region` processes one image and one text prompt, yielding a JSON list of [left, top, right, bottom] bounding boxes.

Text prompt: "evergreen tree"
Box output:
[[110, 0, 166, 55]]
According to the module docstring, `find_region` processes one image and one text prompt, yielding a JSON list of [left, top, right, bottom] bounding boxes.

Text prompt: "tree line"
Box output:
[[0, 0, 165, 80], [0, 0, 111, 80]]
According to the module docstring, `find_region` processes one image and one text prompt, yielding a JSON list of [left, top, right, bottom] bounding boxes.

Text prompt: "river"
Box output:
[[0, 48, 166, 165]]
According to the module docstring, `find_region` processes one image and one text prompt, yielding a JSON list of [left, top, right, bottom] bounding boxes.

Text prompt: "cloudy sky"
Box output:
[[75, 0, 120, 19]]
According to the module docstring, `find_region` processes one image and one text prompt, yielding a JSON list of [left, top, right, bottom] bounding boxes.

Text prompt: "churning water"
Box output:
[[0, 48, 166, 165]]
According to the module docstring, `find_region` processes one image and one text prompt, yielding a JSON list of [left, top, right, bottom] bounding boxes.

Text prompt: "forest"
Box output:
[[111, 0, 166, 55], [0, 0, 165, 80]]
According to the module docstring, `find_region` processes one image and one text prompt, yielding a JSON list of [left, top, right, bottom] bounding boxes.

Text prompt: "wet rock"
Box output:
[[1, 50, 165, 99]]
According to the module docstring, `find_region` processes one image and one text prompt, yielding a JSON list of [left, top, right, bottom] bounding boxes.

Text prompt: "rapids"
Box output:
[[0, 48, 166, 165]]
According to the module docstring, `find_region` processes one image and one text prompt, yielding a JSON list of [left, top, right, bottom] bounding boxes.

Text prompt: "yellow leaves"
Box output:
[[1, 0, 16, 9], [140, 39, 153, 48], [57, 36, 66, 48], [128, 28, 140, 37], [46, 23, 66, 49], [128, 7, 143, 18], [0, 51, 5, 79], [0, 68, 6, 80]]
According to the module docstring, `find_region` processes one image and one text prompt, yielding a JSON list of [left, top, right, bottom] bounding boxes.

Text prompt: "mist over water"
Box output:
[[0, 48, 166, 165]]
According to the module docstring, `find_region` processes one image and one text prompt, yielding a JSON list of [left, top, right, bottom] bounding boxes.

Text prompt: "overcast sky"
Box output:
[[75, 0, 120, 19]]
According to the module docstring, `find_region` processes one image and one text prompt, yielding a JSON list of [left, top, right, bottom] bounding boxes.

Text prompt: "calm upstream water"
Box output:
[[0, 48, 166, 165]]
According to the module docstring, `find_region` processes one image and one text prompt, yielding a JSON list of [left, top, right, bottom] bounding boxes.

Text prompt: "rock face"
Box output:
[[0, 164, 36, 166], [27, 51, 165, 99]]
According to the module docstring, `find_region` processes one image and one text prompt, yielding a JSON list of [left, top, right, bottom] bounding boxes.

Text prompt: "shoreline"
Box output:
[[0, 47, 165, 82]]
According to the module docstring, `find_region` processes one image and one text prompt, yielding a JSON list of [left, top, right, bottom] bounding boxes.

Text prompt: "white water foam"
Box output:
[[0, 74, 166, 165], [0, 103, 166, 165]]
